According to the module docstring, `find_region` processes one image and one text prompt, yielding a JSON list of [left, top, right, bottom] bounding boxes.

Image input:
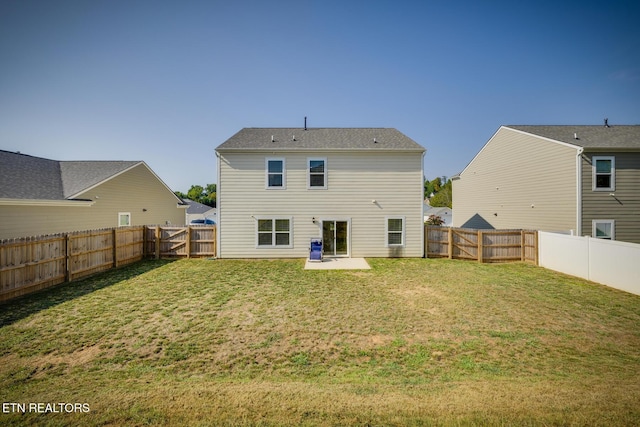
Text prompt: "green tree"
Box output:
[[203, 184, 216, 206], [424, 177, 444, 198], [179, 184, 217, 207], [430, 178, 452, 208]]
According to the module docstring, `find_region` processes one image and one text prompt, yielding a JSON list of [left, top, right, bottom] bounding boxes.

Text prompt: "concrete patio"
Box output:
[[304, 257, 371, 270]]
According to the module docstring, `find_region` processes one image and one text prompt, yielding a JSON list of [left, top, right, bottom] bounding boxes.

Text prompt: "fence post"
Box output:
[[143, 226, 147, 258], [186, 226, 191, 259], [65, 233, 71, 282], [478, 230, 483, 263], [447, 227, 453, 259], [534, 231, 539, 265], [113, 228, 118, 268], [424, 225, 428, 257], [520, 230, 525, 262], [155, 226, 160, 260]]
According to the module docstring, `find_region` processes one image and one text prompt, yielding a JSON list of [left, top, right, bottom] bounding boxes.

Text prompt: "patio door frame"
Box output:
[[320, 218, 351, 257]]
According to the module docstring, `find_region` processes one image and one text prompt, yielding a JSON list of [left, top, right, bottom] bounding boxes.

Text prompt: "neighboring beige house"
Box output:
[[453, 124, 640, 243], [215, 128, 426, 258], [0, 150, 187, 239]]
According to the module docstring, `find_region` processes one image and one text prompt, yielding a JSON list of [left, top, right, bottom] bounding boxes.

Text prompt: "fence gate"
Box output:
[[425, 226, 537, 264], [146, 226, 216, 259]]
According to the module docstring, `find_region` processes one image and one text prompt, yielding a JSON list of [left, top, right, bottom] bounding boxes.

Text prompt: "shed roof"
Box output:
[[507, 125, 640, 149], [216, 128, 425, 152]]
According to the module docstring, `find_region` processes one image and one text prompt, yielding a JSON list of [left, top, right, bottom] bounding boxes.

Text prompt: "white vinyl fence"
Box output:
[[538, 231, 640, 296]]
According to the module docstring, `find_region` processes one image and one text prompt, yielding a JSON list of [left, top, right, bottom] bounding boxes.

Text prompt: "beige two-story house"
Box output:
[[215, 128, 426, 258], [453, 125, 640, 243]]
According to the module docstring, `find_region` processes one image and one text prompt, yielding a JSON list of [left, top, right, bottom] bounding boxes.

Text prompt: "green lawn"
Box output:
[[1, 258, 639, 426]]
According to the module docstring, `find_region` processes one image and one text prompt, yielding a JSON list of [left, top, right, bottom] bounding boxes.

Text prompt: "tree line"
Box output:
[[425, 176, 452, 208], [175, 184, 216, 207]]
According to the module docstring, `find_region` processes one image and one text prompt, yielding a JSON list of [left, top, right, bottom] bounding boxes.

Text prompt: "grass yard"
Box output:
[[1, 258, 639, 426]]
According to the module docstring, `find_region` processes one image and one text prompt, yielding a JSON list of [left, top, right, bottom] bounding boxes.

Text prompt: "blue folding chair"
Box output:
[[309, 238, 323, 262]]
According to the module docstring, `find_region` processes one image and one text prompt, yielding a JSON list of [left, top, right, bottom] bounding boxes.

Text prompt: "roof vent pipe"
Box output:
[[271, 135, 274, 142], [574, 133, 578, 139], [304, 116, 307, 131], [604, 118, 610, 127]]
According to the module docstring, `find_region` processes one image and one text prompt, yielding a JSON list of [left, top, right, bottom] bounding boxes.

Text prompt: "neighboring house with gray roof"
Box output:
[[424, 204, 452, 226], [0, 150, 187, 239], [215, 127, 426, 258], [453, 124, 640, 244], [183, 199, 217, 224]]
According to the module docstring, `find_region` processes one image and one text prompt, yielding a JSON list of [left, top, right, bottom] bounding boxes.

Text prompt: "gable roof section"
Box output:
[[0, 150, 65, 199], [216, 128, 425, 152], [507, 125, 640, 149], [60, 161, 139, 198], [0, 150, 181, 203]]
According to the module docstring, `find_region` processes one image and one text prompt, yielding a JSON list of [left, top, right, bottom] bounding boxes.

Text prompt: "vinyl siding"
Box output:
[[453, 127, 579, 232], [0, 164, 185, 239], [581, 152, 640, 243], [218, 151, 424, 258]]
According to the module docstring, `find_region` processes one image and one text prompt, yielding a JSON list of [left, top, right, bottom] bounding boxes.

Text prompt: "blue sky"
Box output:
[[1, 0, 639, 193]]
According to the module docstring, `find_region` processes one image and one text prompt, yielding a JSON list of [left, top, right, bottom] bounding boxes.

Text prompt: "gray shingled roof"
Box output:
[[507, 125, 640, 149], [183, 199, 215, 214], [60, 161, 138, 198], [0, 150, 64, 199], [216, 128, 425, 151], [0, 150, 140, 200]]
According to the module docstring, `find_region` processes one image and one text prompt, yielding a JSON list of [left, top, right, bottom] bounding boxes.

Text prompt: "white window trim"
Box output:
[[265, 157, 286, 190], [592, 220, 615, 240], [118, 212, 131, 227], [385, 216, 406, 247], [307, 157, 328, 190], [592, 156, 615, 191], [255, 216, 294, 248]]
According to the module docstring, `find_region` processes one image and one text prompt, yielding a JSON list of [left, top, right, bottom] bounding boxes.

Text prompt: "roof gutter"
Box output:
[[215, 148, 426, 154], [0, 198, 95, 207]]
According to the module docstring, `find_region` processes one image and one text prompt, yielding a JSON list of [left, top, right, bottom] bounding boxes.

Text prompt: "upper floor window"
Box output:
[[308, 158, 327, 189], [592, 156, 615, 191], [266, 158, 286, 189]]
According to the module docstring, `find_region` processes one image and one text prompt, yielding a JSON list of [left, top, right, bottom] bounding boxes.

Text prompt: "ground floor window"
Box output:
[[118, 212, 131, 226], [385, 216, 405, 247], [257, 217, 293, 248], [592, 220, 614, 240]]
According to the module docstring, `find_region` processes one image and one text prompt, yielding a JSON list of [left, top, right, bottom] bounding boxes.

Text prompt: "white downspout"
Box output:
[[421, 150, 426, 257], [576, 148, 584, 236], [216, 151, 221, 258]]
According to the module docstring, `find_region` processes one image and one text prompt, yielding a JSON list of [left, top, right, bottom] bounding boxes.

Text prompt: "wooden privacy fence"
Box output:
[[0, 225, 216, 302], [425, 226, 538, 264]]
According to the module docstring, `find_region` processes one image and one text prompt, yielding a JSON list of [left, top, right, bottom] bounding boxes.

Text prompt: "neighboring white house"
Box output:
[[424, 204, 452, 226], [215, 128, 426, 258]]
